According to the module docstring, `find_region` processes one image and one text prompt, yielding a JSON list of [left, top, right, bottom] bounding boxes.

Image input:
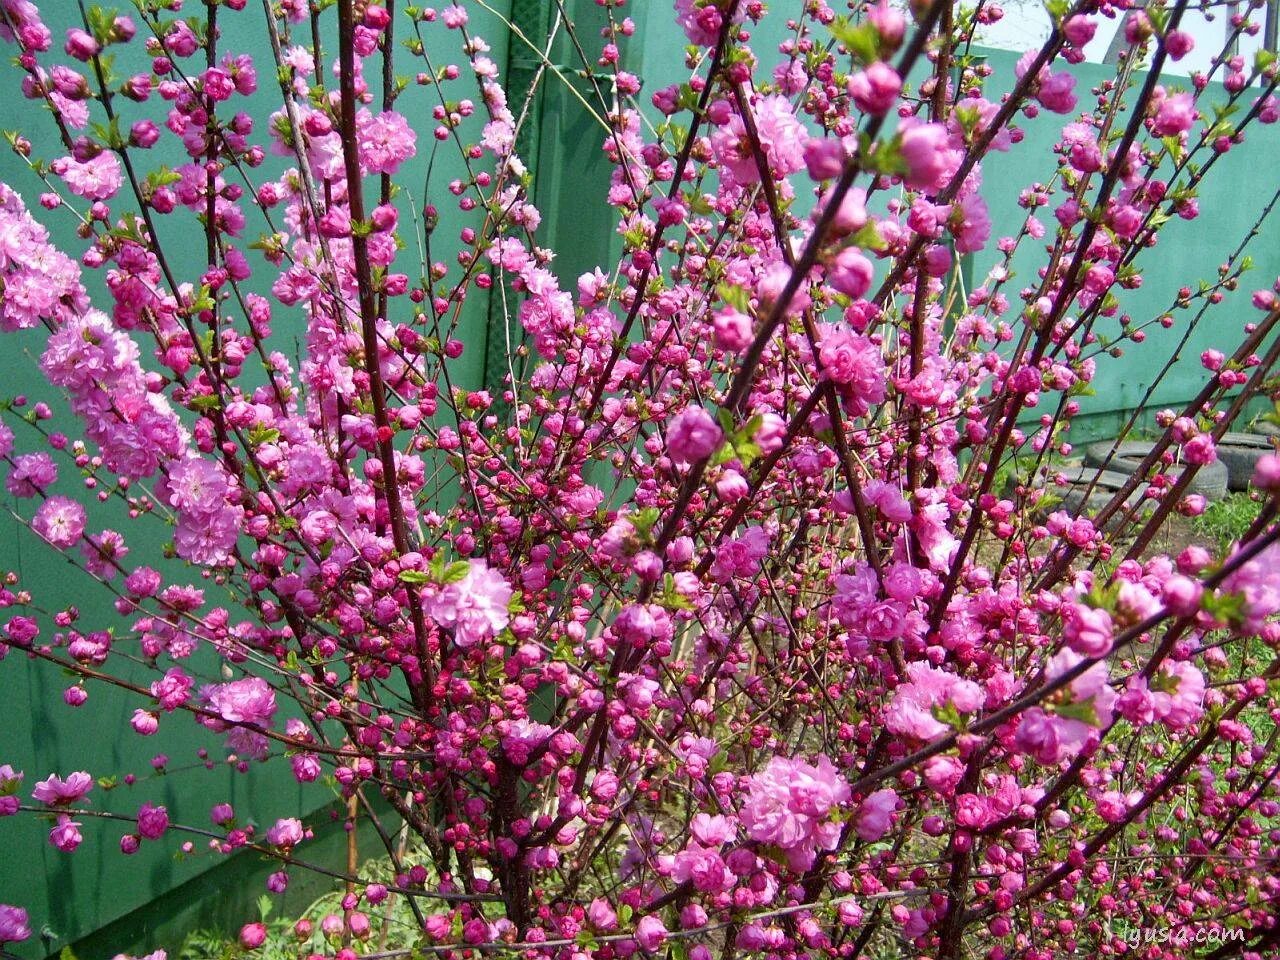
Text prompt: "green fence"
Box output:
[[2, 6, 1279, 959]]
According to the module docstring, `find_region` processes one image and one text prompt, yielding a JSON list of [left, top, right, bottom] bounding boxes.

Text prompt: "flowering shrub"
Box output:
[[3, 0, 1280, 957]]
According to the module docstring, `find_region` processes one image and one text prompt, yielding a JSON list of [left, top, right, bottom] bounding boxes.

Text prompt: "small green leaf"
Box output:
[[442, 561, 471, 584]]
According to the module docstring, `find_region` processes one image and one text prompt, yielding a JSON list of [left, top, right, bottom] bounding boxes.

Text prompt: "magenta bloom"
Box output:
[[634, 914, 669, 952], [740, 755, 850, 870], [1062, 603, 1113, 657], [818, 328, 886, 409], [32, 771, 93, 806], [32, 496, 86, 549], [49, 814, 83, 852], [884, 662, 984, 742], [666, 407, 723, 466], [265, 816, 305, 847], [710, 526, 769, 584], [1018, 649, 1117, 763], [5, 451, 56, 497], [711, 95, 806, 185], [208, 677, 277, 726], [899, 122, 951, 192], [357, 109, 417, 175], [854, 787, 900, 842], [1150, 661, 1205, 729], [52, 152, 122, 200], [137, 803, 169, 840], [0, 765, 22, 817], [1151, 91, 1196, 137], [848, 62, 902, 116], [0, 904, 30, 943], [239, 922, 268, 950]]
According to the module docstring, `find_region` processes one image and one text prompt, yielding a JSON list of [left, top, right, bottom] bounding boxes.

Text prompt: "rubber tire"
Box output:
[[1216, 432, 1275, 491], [1082, 440, 1229, 501], [1043, 466, 1150, 529]]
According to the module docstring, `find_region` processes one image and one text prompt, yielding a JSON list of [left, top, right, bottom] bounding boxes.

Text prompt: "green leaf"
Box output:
[[442, 561, 471, 584], [247, 426, 280, 447], [398, 569, 431, 584], [1044, 0, 1071, 21], [717, 282, 751, 313], [86, 6, 120, 44], [257, 894, 273, 921], [831, 16, 882, 65], [631, 507, 661, 538]]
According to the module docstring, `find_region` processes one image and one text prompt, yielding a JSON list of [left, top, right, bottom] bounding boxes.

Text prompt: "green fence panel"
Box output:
[[976, 47, 1280, 442]]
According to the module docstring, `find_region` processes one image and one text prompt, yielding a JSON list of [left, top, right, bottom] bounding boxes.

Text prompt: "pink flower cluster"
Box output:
[[740, 755, 850, 870]]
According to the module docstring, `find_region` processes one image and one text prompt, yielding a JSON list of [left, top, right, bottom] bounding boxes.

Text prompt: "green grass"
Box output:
[[173, 856, 426, 960], [1192, 492, 1265, 551]]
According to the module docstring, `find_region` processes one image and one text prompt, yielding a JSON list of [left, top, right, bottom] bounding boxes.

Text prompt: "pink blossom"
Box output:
[[356, 110, 417, 175], [884, 662, 984, 742], [1220, 541, 1280, 631], [207, 677, 277, 726], [422, 560, 513, 648], [634, 915, 668, 952], [0, 766, 22, 817], [239, 923, 267, 950], [670, 843, 734, 893], [1165, 30, 1195, 60], [803, 138, 846, 180], [588, 898, 617, 931], [1254, 454, 1280, 491], [1063, 15, 1097, 47], [712, 307, 752, 350], [712, 95, 806, 185], [848, 62, 902, 116], [137, 803, 169, 840], [50, 814, 83, 852], [151, 668, 192, 711], [1182, 434, 1217, 465], [0, 905, 30, 943], [1016, 51, 1077, 114], [1095, 790, 1130, 824], [666, 407, 723, 466], [818, 329, 886, 409], [1150, 661, 1205, 728], [32, 771, 93, 806], [826, 248, 874, 299], [265, 817, 305, 847], [1062, 604, 1113, 657], [33, 496, 86, 549], [1019, 648, 1117, 762], [131, 710, 159, 736], [1151, 91, 1196, 137], [899, 123, 951, 192], [710, 526, 769, 583], [5, 451, 56, 496], [673, 0, 745, 45], [53, 152, 122, 200], [854, 788, 900, 842], [951, 192, 992, 254], [740, 755, 850, 870]]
